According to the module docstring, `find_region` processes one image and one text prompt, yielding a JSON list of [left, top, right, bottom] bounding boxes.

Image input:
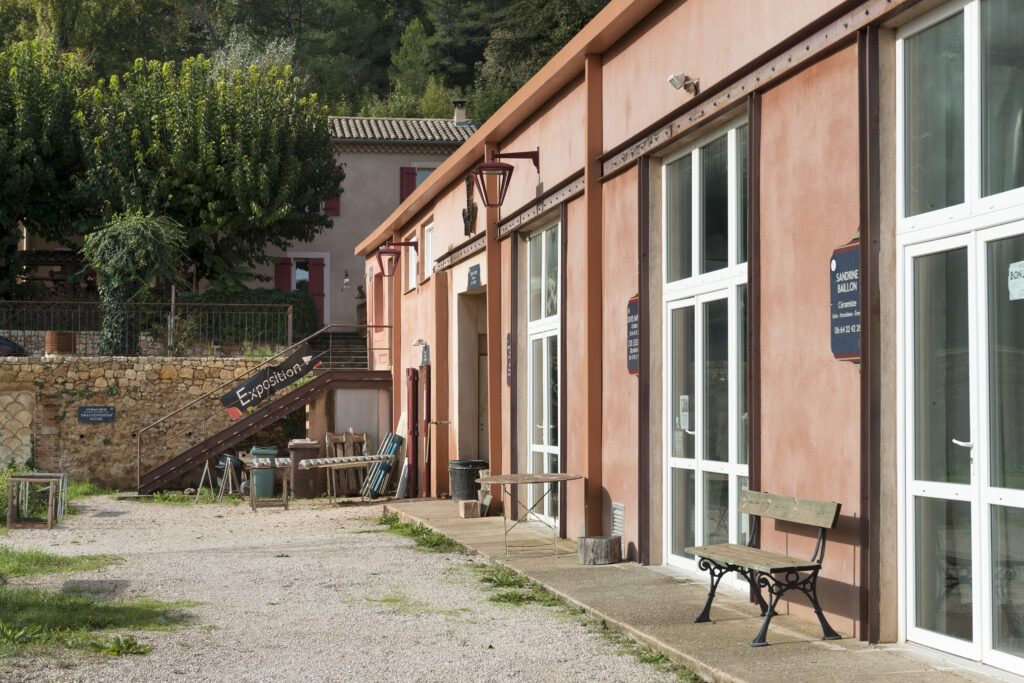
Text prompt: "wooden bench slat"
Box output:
[[685, 543, 821, 574], [738, 490, 840, 529]]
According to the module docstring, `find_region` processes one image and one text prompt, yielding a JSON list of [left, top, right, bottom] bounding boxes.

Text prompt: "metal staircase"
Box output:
[[136, 324, 391, 494]]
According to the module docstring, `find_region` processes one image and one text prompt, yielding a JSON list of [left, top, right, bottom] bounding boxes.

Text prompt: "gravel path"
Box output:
[[2, 496, 674, 682]]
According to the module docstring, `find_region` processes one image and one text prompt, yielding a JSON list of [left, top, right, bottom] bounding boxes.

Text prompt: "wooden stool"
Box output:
[[7, 475, 62, 529]]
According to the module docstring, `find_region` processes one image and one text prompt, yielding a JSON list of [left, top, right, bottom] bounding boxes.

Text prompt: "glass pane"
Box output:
[[992, 504, 1024, 657], [548, 453, 559, 518], [530, 451, 543, 512], [989, 235, 1024, 489], [295, 259, 309, 292], [671, 468, 695, 558], [736, 125, 749, 264], [904, 13, 964, 216], [529, 233, 542, 321], [666, 155, 693, 282], [703, 472, 729, 546], [670, 307, 695, 459], [545, 226, 559, 317], [546, 335, 559, 447], [701, 135, 729, 273], [915, 497, 972, 641], [531, 338, 543, 446], [982, 0, 1024, 197], [704, 298, 729, 462], [737, 476, 750, 546], [738, 285, 748, 465], [913, 248, 970, 483]]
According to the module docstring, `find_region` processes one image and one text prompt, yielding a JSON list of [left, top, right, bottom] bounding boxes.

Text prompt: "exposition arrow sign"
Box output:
[[219, 343, 321, 419]]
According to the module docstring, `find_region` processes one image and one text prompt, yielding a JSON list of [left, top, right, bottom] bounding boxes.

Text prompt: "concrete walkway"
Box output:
[[384, 500, 1020, 683]]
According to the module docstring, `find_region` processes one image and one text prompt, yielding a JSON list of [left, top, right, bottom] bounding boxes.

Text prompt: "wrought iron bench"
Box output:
[[685, 490, 842, 647]]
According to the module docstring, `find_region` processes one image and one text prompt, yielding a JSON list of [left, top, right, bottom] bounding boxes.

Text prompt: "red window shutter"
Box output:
[[324, 166, 341, 215], [399, 167, 417, 202], [308, 258, 326, 326], [274, 258, 292, 291]]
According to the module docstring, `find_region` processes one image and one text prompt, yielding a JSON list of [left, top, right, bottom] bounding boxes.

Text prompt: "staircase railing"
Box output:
[[136, 323, 391, 490]]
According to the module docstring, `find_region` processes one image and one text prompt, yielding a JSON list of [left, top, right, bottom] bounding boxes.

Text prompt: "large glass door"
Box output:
[[665, 288, 748, 568], [904, 224, 1024, 670]]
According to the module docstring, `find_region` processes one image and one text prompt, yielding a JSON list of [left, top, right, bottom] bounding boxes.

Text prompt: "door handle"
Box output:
[[951, 438, 973, 449], [684, 429, 696, 436]]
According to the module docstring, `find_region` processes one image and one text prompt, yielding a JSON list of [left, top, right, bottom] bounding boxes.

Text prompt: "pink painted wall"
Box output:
[[601, 0, 848, 151], [563, 196, 587, 539], [601, 167, 640, 554], [759, 45, 863, 637]]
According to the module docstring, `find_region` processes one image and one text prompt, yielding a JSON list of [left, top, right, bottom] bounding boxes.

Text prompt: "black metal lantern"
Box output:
[[375, 238, 417, 278], [471, 150, 540, 208]]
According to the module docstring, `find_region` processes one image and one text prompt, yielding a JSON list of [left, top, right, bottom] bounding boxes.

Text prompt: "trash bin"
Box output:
[[288, 439, 321, 498], [250, 446, 278, 499], [448, 460, 489, 501]]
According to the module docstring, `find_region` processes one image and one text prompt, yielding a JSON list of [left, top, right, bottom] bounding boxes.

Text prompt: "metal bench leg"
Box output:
[[750, 580, 783, 647], [804, 570, 841, 641], [694, 559, 729, 623], [742, 568, 772, 616]]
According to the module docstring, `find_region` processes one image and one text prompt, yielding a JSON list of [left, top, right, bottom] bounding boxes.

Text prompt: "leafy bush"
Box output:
[[89, 634, 151, 655]]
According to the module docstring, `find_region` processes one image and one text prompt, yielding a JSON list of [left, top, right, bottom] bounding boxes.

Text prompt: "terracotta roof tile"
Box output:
[[329, 116, 475, 144]]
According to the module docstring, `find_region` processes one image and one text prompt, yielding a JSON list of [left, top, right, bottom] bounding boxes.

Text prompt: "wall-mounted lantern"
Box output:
[[471, 149, 540, 208], [375, 238, 417, 278]]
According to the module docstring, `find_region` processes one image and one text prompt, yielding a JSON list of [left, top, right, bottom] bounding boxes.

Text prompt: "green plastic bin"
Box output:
[[250, 446, 278, 499]]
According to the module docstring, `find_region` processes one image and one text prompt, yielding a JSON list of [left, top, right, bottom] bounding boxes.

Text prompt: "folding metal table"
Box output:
[[477, 472, 581, 558]]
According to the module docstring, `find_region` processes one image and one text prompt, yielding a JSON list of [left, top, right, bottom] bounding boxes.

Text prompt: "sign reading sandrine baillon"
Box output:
[[830, 237, 861, 363], [220, 343, 321, 419]]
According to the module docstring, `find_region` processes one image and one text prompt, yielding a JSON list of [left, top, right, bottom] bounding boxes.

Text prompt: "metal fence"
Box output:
[[0, 301, 294, 357]]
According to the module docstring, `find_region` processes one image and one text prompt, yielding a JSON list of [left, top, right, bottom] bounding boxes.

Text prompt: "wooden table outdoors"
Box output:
[[477, 473, 582, 558]]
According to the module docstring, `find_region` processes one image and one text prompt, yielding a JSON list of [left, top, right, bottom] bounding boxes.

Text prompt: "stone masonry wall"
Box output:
[[0, 356, 263, 489]]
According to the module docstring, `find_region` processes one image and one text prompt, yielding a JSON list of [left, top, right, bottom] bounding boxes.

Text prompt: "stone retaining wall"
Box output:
[[0, 356, 263, 489]]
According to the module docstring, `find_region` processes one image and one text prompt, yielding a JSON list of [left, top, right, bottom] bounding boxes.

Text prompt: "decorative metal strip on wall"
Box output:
[[497, 175, 585, 238], [432, 232, 486, 272], [601, 0, 915, 178]]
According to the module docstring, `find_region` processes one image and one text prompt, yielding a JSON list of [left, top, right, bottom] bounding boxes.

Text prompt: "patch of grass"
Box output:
[[375, 513, 464, 553], [473, 564, 561, 606], [127, 489, 242, 506], [0, 548, 119, 579], [582, 616, 704, 682], [67, 481, 116, 499], [88, 634, 151, 656], [0, 586, 196, 658]]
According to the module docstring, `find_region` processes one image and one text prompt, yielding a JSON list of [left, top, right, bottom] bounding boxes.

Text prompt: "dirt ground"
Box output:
[[2, 495, 674, 682]]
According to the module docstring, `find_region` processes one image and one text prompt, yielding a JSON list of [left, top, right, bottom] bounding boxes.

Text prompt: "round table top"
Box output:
[[477, 473, 582, 485]]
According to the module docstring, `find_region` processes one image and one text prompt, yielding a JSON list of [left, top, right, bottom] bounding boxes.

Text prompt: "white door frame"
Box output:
[[288, 250, 331, 325]]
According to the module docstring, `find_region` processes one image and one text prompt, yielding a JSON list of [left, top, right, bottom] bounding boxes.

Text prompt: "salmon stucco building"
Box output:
[[356, 0, 1024, 673]]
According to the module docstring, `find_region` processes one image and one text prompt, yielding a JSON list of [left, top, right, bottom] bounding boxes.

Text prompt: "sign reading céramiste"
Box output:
[[829, 238, 861, 362], [220, 343, 321, 419]]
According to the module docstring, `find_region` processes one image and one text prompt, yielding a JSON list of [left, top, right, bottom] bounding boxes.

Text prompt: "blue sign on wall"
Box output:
[[467, 264, 481, 290], [626, 295, 640, 375], [830, 240, 861, 362], [78, 406, 116, 423]]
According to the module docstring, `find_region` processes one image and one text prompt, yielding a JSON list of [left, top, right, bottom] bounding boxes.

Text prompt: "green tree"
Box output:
[[0, 38, 89, 297], [75, 53, 342, 290], [418, 74, 454, 118], [389, 17, 430, 97], [80, 211, 186, 354]]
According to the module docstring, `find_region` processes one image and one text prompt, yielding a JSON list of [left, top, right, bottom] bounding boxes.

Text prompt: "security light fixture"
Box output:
[[343, 270, 350, 289], [471, 149, 540, 208], [667, 72, 699, 94], [376, 238, 417, 278]]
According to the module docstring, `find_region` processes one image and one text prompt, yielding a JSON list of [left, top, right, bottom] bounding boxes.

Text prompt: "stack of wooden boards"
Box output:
[[360, 432, 404, 499]]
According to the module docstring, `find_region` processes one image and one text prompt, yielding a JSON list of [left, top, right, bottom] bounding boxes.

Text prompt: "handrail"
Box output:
[[136, 323, 392, 489]]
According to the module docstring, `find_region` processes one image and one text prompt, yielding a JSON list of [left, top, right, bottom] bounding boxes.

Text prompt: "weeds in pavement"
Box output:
[[88, 634, 151, 655], [0, 548, 119, 578], [128, 489, 242, 506], [0, 586, 195, 658], [581, 616, 704, 682], [473, 564, 561, 606], [375, 513, 464, 553]]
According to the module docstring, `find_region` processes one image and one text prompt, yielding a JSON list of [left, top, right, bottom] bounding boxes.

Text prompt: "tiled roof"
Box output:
[[329, 116, 475, 144]]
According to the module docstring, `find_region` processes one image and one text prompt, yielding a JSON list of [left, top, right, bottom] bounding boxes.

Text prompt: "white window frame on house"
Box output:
[[660, 116, 749, 582], [404, 231, 418, 292], [413, 164, 439, 187], [526, 220, 561, 526], [422, 223, 434, 281], [895, 1, 1024, 673], [288, 251, 331, 325]]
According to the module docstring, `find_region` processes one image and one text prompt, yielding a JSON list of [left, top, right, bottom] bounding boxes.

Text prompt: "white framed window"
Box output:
[[896, 2, 1024, 673], [422, 223, 434, 280], [405, 232, 418, 291], [897, 0, 1024, 233], [526, 221, 560, 524], [661, 117, 749, 574]]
